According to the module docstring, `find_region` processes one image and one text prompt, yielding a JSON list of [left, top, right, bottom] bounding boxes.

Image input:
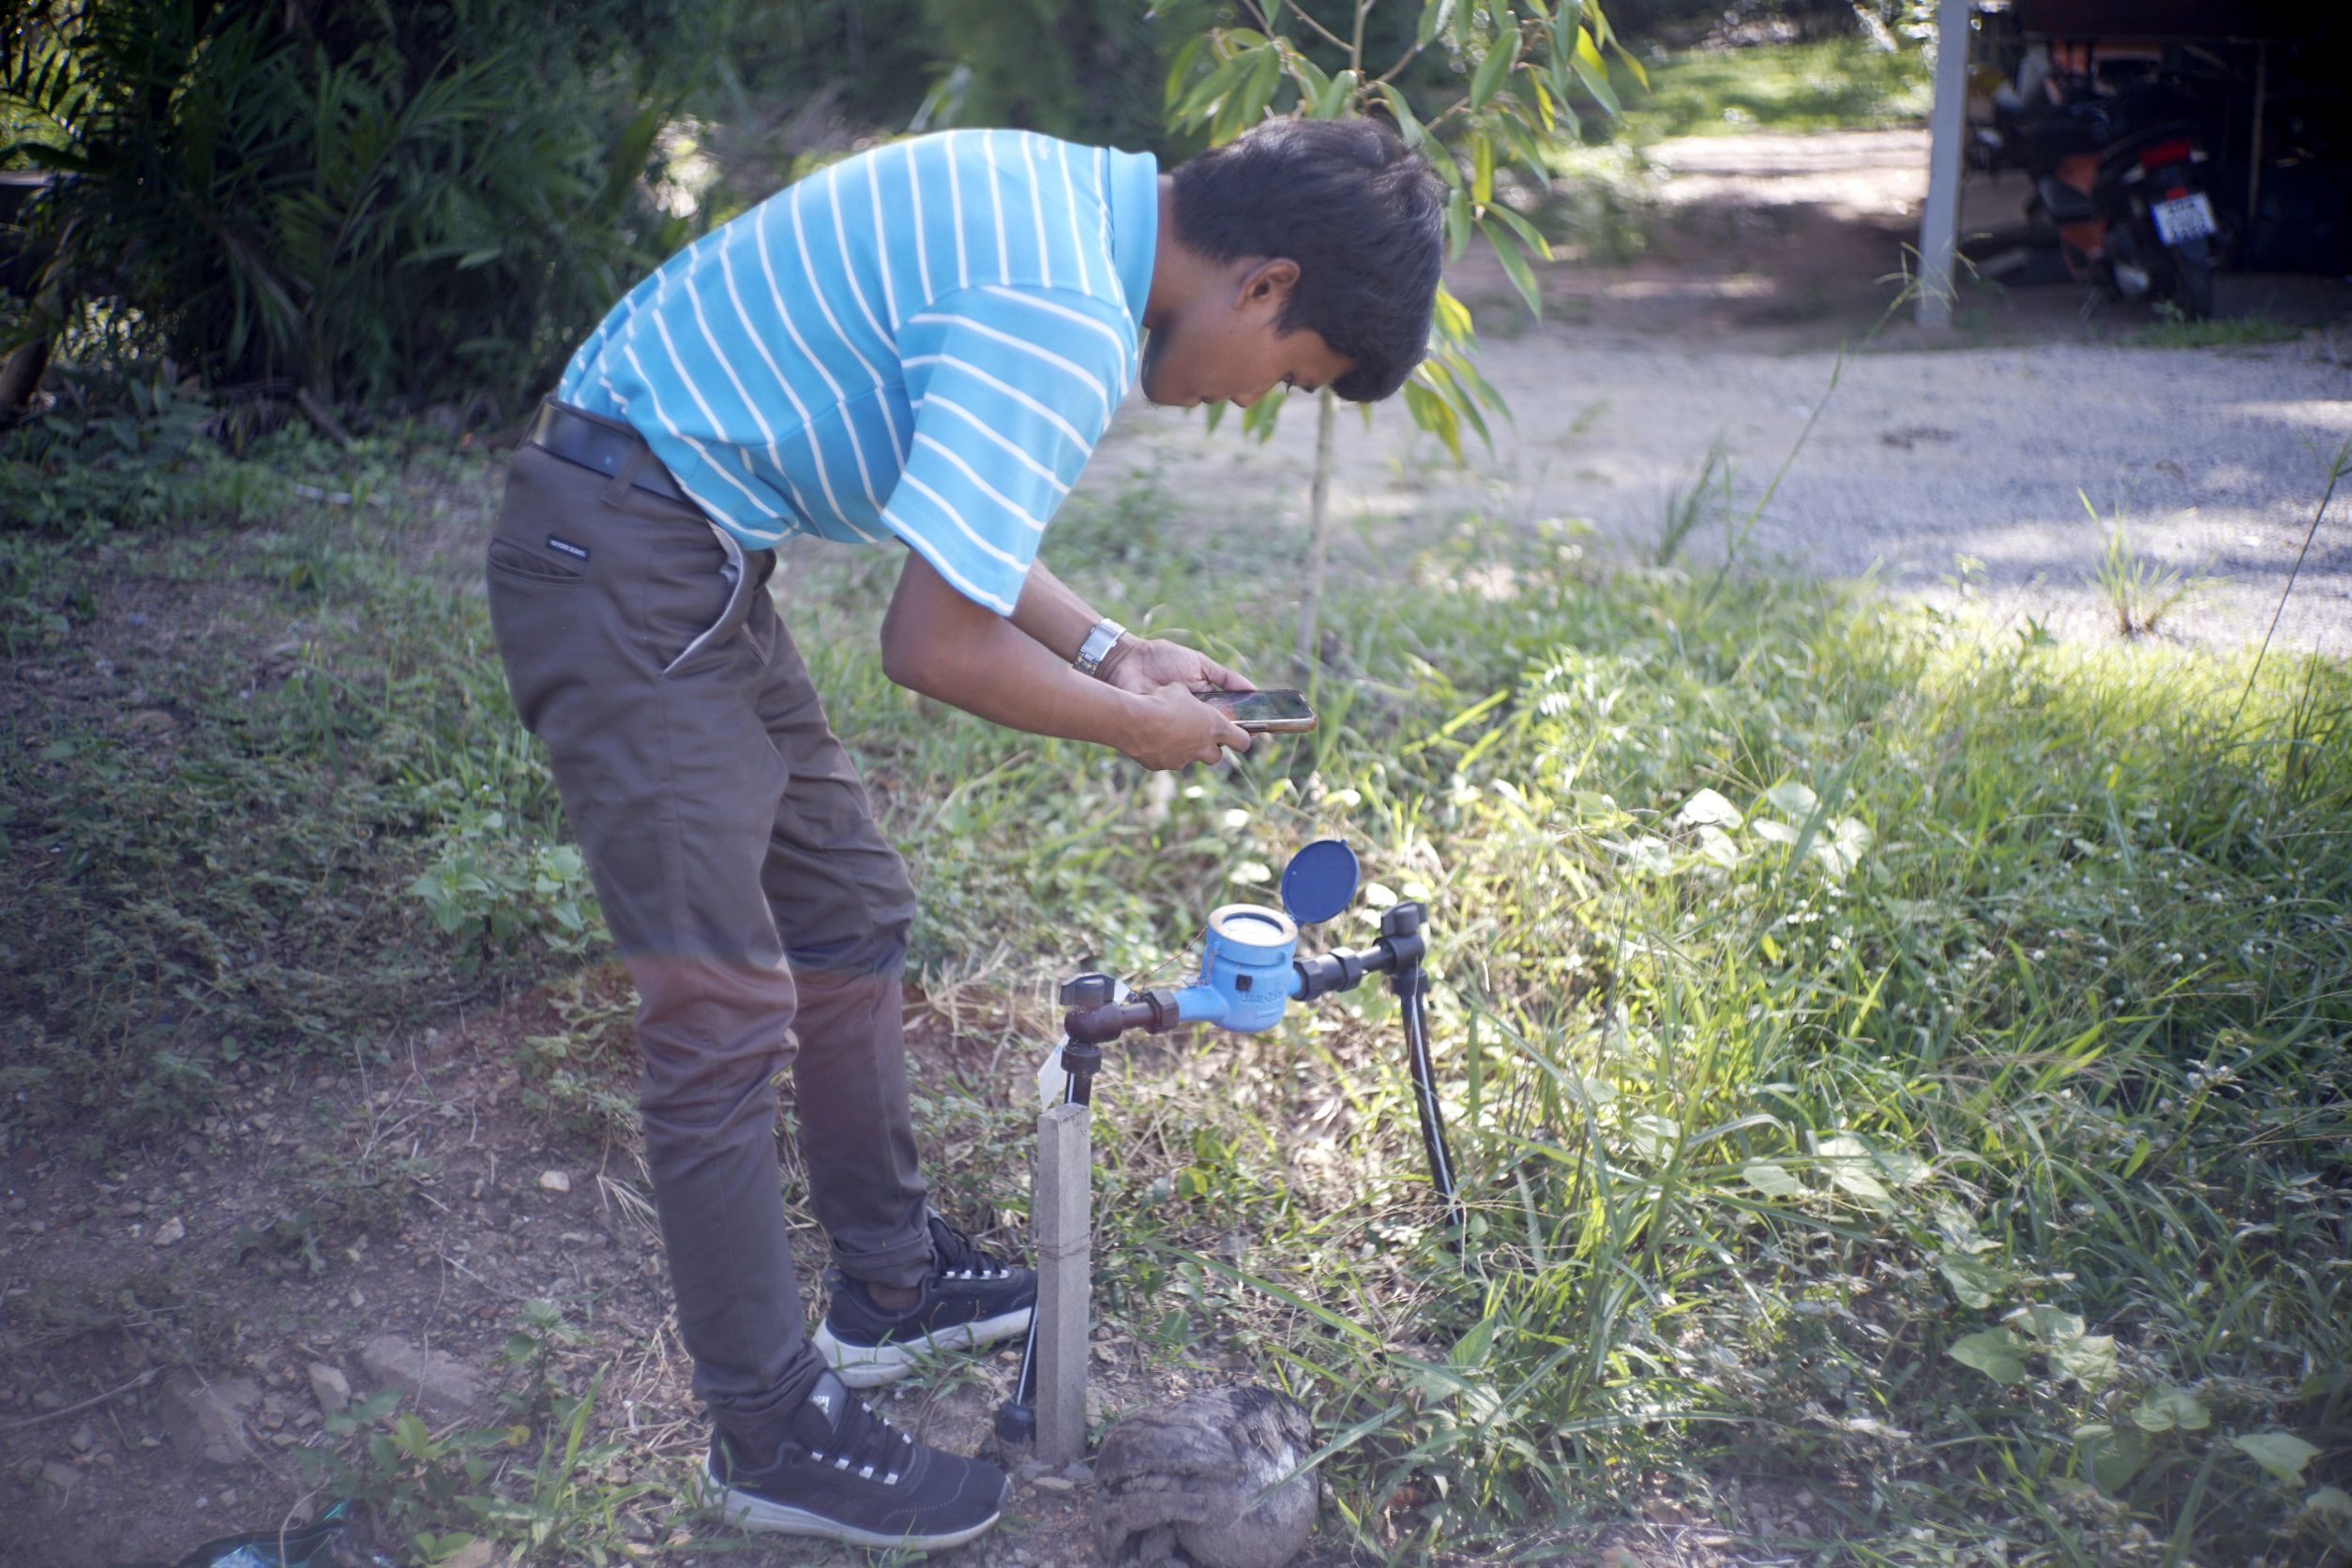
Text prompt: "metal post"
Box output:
[[1917, 0, 1973, 330], [1033, 1101, 1091, 1467]]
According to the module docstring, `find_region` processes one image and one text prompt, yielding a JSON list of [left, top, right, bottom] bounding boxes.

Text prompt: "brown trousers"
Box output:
[[485, 431, 930, 1451]]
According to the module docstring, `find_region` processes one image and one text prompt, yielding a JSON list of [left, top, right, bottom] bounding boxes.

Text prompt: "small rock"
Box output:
[[1095, 1384, 1318, 1568], [68, 1422, 96, 1453], [219, 1486, 239, 1509], [440, 1541, 498, 1568], [32, 1390, 64, 1410], [1063, 1459, 1094, 1483], [358, 1335, 485, 1420], [538, 1170, 571, 1193], [152, 1216, 186, 1247], [1033, 1475, 1076, 1493], [41, 1460, 81, 1497], [308, 1363, 351, 1414], [158, 1369, 262, 1467]]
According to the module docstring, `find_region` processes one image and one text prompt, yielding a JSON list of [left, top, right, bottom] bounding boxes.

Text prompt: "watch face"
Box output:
[[1078, 621, 1123, 671]]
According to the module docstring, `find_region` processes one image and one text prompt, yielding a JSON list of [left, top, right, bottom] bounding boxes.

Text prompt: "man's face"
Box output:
[[1140, 258, 1356, 410]]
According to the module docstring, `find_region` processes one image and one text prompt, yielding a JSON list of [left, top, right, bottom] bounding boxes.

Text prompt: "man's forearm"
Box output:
[[884, 553, 1139, 748], [1010, 560, 1105, 663]]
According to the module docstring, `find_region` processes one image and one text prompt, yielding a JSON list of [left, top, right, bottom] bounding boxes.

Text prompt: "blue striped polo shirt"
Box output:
[[556, 129, 1158, 614]]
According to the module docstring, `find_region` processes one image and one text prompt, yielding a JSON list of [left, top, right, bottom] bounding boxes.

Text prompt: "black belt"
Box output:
[[528, 399, 689, 504]]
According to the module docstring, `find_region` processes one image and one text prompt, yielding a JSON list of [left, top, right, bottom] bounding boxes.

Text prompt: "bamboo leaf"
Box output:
[[1482, 220, 1543, 320], [1374, 81, 1424, 147], [1528, 71, 1557, 132], [1316, 68, 1359, 118], [1485, 196, 1553, 261], [1430, 280, 1472, 338], [1175, 50, 1252, 125], [1402, 379, 1463, 462], [1444, 186, 1471, 262], [1469, 30, 1519, 111], [1572, 30, 1622, 117], [1163, 34, 1206, 113], [1289, 53, 1332, 104]]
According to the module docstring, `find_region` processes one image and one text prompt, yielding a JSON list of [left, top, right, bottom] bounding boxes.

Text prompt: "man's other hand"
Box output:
[[1120, 682, 1252, 771], [1096, 635, 1253, 698]]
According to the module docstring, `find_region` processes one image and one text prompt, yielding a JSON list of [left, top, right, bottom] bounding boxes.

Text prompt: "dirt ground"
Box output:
[[1100, 128, 2352, 660], [6, 126, 2349, 1568]]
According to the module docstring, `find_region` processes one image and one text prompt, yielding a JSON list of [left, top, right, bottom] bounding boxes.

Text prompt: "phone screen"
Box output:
[[1197, 687, 1317, 731]]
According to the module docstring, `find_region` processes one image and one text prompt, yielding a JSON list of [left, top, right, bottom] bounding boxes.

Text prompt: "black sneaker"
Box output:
[[697, 1370, 1007, 1549], [812, 1214, 1036, 1388]]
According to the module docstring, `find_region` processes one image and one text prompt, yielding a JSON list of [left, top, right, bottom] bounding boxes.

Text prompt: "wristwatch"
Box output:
[[1072, 616, 1126, 679]]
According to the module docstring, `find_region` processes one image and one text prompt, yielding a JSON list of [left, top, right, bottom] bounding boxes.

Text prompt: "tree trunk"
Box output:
[[1293, 386, 1336, 670]]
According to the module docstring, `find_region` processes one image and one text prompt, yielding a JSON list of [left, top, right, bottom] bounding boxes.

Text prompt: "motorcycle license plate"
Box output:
[[2150, 192, 2216, 246]]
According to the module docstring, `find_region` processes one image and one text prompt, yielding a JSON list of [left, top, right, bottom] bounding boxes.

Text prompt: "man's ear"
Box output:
[[1234, 257, 1301, 313]]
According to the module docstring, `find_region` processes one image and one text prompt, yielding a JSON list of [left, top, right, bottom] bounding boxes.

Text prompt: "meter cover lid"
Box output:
[[1280, 838, 1359, 926]]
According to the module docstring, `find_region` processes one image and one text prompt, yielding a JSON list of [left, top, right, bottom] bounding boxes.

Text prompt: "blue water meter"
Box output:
[[1172, 902, 1300, 1033]]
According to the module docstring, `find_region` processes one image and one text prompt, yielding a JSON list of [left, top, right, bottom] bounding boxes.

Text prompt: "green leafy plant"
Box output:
[[305, 1304, 656, 1565], [1155, 0, 1638, 661], [1, 0, 712, 419], [406, 787, 600, 972], [2085, 491, 2220, 637]]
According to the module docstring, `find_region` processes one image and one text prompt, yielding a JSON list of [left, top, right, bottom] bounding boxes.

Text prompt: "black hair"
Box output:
[[1168, 116, 1443, 403]]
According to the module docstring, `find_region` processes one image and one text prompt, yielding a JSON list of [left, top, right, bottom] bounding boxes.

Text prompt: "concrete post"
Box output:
[[1917, 0, 1972, 330], [1033, 1101, 1092, 1467]]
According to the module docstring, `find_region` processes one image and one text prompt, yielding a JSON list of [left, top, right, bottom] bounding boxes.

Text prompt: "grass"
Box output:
[[1611, 37, 1934, 143], [4, 398, 2350, 1564], [2084, 494, 2223, 639], [2125, 312, 2310, 350], [1530, 38, 1932, 264]]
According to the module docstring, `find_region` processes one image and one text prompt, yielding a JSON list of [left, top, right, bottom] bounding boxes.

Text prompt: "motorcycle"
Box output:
[[1979, 53, 2225, 318], [2034, 110, 2222, 318]]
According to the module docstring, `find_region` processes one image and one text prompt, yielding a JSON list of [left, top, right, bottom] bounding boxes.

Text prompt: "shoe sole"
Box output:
[[697, 1463, 1004, 1549], [812, 1304, 1035, 1389]]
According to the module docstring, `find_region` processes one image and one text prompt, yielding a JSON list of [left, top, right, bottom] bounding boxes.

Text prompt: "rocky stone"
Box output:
[[1033, 1475, 1076, 1493], [358, 1335, 484, 1420], [538, 1169, 571, 1193], [68, 1422, 96, 1453], [41, 1460, 81, 1497], [152, 1216, 186, 1246], [308, 1362, 352, 1414], [158, 1369, 262, 1467], [1094, 1384, 1318, 1568]]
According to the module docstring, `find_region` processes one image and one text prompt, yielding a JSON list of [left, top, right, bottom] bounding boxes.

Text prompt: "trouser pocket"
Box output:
[[650, 524, 752, 678]]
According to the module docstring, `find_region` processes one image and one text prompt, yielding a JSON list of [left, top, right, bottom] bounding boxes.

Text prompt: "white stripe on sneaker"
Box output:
[[696, 1464, 1003, 1548], [811, 1305, 1036, 1389]]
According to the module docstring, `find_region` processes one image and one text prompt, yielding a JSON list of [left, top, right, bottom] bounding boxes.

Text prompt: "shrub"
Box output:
[[1, 0, 722, 421]]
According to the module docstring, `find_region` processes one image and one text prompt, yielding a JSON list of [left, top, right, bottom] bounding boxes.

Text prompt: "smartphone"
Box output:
[[1195, 687, 1317, 733]]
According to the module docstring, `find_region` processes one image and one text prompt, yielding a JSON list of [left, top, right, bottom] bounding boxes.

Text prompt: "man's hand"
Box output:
[[1096, 635, 1254, 698], [1119, 682, 1252, 771], [883, 551, 1248, 770]]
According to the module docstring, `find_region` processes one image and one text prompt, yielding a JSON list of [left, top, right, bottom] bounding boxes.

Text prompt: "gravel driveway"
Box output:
[[1098, 130, 2352, 660]]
